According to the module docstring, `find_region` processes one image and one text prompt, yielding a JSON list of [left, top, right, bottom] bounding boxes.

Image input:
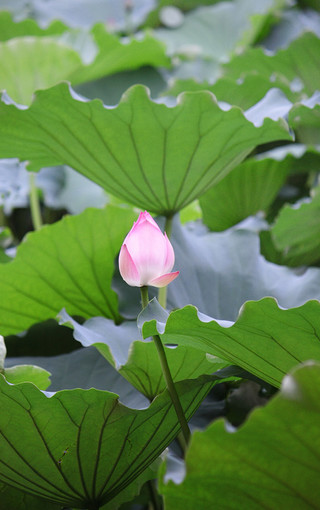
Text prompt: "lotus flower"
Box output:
[[119, 211, 179, 288]]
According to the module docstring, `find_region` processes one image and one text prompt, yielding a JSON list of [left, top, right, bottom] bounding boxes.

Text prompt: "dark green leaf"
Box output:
[[162, 362, 320, 510], [0, 482, 61, 510], [0, 373, 213, 508]]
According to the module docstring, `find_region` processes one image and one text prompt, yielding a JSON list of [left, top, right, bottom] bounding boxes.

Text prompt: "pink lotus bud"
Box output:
[[119, 211, 179, 288]]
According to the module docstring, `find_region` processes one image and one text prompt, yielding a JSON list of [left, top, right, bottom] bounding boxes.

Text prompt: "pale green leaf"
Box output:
[[0, 26, 170, 105]]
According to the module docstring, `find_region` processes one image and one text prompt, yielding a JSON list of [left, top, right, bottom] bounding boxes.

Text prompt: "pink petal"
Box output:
[[135, 211, 159, 229], [163, 233, 175, 273], [141, 211, 159, 228], [118, 244, 140, 287], [149, 271, 180, 288], [126, 220, 167, 283]]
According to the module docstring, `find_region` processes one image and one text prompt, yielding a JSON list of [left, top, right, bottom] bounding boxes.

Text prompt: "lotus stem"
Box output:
[[29, 172, 42, 231], [140, 286, 191, 451]]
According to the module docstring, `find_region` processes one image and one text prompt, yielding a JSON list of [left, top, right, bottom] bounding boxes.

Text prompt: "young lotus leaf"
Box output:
[[161, 362, 320, 510], [0, 83, 291, 215], [0, 374, 213, 508], [141, 297, 320, 387], [0, 205, 136, 336]]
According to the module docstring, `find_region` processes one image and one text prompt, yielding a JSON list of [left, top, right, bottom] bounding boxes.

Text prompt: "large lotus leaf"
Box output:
[[0, 83, 291, 215], [0, 205, 136, 336], [223, 32, 320, 98], [0, 26, 170, 105], [161, 362, 320, 510], [154, 0, 287, 59], [59, 310, 224, 401], [141, 297, 320, 388], [271, 186, 320, 267], [0, 373, 213, 508], [199, 154, 289, 231]]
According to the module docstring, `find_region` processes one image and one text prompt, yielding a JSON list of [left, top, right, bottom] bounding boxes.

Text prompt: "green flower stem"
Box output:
[[157, 214, 174, 309], [140, 286, 191, 451], [29, 172, 42, 231]]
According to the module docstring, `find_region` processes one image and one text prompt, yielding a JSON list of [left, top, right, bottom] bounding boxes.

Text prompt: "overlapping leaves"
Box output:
[[141, 297, 320, 387], [0, 24, 170, 105], [162, 362, 320, 509], [59, 310, 222, 401]]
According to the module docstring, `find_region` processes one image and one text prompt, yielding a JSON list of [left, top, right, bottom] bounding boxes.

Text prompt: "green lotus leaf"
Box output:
[[162, 362, 320, 510], [141, 297, 320, 387], [271, 184, 320, 267], [0, 205, 136, 335], [0, 374, 213, 508], [0, 83, 291, 215]]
